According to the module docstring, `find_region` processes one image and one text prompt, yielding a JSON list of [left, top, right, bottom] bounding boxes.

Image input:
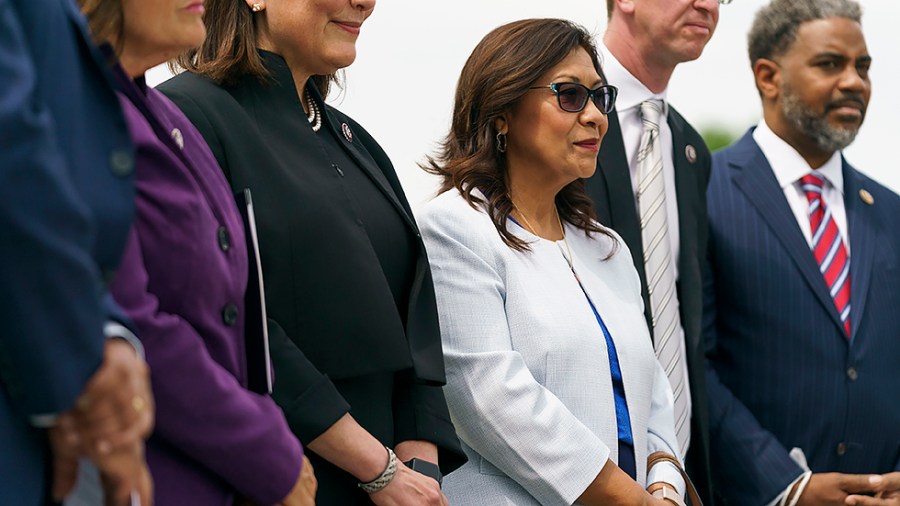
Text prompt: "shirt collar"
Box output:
[[753, 120, 844, 195], [599, 42, 669, 117]]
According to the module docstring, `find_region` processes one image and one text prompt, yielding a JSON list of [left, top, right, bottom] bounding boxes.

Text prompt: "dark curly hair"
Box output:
[[423, 18, 616, 253]]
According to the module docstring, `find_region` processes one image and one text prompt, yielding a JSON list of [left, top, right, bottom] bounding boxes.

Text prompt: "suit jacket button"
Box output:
[[846, 367, 858, 381], [836, 442, 847, 456], [222, 304, 239, 327], [109, 149, 134, 177], [217, 226, 231, 252]]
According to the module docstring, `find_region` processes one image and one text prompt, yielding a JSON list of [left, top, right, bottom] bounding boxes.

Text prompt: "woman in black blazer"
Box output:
[[159, 1, 463, 504]]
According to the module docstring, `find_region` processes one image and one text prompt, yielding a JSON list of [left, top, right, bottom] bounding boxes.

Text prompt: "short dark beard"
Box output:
[[781, 86, 860, 153]]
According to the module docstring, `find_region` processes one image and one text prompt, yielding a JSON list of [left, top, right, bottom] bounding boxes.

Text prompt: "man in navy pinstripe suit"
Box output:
[[703, 1, 900, 505]]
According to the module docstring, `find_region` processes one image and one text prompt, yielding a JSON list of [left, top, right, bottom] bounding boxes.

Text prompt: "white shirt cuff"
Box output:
[[766, 471, 811, 506], [29, 413, 59, 428], [104, 321, 144, 359], [647, 461, 686, 499]]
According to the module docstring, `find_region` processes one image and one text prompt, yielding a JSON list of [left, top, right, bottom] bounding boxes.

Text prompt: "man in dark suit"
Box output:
[[0, 0, 153, 503], [704, 0, 900, 504], [585, 0, 721, 502]]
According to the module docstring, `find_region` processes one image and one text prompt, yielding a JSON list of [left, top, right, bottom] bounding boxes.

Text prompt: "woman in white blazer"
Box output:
[[419, 19, 687, 506]]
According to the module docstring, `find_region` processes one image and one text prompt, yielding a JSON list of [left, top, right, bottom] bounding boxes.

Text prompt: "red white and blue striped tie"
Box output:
[[800, 173, 851, 337]]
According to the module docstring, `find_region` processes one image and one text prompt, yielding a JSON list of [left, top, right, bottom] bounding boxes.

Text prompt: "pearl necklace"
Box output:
[[511, 202, 574, 272], [304, 87, 322, 132]]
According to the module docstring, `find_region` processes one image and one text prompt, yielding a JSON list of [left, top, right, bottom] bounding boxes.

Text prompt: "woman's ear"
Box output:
[[244, 0, 266, 12], [494, 116, 508, 135]]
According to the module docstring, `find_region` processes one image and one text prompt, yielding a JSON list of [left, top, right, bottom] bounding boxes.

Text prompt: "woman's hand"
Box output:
[[369, 461, 448, 506], [306, 414, 446, 504], [579, 459, 673, 506], [393, 440, 438, 464], [279, 455, 317, 506]]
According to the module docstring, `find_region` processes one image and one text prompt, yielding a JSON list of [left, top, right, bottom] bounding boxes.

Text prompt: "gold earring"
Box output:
[[251, 3, 262, 12]]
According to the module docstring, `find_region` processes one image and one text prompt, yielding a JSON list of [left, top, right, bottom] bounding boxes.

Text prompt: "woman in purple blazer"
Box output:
[[76, 0, 316, 503]]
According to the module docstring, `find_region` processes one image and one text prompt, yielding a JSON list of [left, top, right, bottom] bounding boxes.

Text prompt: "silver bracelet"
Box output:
[[358, 446, 398, 493]]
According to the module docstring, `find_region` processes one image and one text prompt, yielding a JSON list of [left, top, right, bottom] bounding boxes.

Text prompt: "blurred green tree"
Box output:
[[700, 125, 738, 153]]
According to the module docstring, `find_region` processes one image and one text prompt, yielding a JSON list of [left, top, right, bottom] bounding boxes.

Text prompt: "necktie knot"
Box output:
[[801, 172, 825, 190], [640, 100, 663, 132], [800, 172, 826, 203]]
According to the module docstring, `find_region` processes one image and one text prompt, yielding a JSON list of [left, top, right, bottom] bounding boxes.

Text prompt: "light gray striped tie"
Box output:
[[637, 100, 690, 454]]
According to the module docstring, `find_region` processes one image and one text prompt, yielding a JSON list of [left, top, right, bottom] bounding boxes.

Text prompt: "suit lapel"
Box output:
[[668, 111, 698, 287], [730, 133, 846, 334], [319, 96, 418, 233], [843, 162, 875, 341]]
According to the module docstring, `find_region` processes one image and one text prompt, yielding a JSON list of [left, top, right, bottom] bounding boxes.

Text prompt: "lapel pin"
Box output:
[[685, 144, 697, 163], [341, 122, 353, 143], [170, 128, 184, 150], [859, 189, 874, 205]]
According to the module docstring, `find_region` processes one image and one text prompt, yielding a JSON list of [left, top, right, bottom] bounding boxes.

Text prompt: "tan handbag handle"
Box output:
[[647, 451, 704, 506]]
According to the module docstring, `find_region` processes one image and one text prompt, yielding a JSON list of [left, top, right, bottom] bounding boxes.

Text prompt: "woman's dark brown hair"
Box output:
[[78, 0, 124, 53], [423, 18, 616, 252], [173, 0, 336, 94]]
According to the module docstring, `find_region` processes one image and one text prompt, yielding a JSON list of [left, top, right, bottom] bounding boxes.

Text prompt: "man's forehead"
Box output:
[[790, 17, 869, 58]]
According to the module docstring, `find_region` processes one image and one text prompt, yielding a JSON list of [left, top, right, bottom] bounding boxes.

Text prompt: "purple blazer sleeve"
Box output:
[[109, 86, 302, 505]]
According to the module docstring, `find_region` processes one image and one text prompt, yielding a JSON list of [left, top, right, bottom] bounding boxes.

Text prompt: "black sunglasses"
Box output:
[[529, 82, 618, 114]]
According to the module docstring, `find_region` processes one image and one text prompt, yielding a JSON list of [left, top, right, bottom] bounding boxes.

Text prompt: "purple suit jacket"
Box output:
[[109, 73, 302, 505]]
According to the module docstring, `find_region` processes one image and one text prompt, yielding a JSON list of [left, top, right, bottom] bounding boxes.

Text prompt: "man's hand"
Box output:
[[797, 473, 881, 506], [49, 338, 154, 503], [279, 455, 317, 506], [48, 420, 81, 501], [96, 445, 153, 506], [846, 473, 900, 505], [70, 339, 154, 457]]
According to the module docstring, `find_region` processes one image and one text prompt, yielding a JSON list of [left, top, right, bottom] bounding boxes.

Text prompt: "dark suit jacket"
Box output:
[[0, 0, 134, 503], [704, 130, 900, 506], [585, 108, 714, 503], [159, 53, 463, 482]]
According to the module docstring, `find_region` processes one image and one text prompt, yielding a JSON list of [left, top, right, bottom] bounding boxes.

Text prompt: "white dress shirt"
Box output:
[[753, 120, 849, 253], [599, 43, 692, 450], [754, 120, 849, 506]]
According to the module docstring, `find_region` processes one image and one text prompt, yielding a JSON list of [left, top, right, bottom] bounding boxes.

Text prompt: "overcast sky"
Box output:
[[148, 0, 900, 208]]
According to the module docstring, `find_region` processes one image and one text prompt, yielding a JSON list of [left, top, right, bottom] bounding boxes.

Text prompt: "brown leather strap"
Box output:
[[648, 451, 704, 506]]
